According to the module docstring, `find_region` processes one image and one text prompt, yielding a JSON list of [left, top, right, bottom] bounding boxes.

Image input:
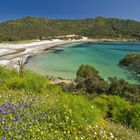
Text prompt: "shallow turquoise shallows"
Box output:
[[25, 42, 140, 84]]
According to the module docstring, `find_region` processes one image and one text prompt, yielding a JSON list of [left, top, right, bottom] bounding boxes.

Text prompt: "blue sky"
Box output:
[[0, 0, 140, 21]]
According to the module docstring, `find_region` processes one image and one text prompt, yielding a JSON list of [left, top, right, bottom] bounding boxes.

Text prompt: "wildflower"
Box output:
[[25, 103, 28, 108], [91, 106, 94, 109], [1, 138, 6, 140], [88, 125, 92, 128], [0, 108, 2, 113], [94, 132, 97, 135], [41, 131, 44, 135], [64, 131, 67, 135], [12, 119, 18, 123], [69, 109, 72, 113], [110, 132, 114, 139], [16, 114, 20, 120], [95, 125, 99, 128], [66, 116, 69, 120], [26, 124, 29, 129]]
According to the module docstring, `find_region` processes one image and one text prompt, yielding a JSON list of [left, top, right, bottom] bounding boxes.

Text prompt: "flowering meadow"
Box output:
[[0, 67, 140, 139]]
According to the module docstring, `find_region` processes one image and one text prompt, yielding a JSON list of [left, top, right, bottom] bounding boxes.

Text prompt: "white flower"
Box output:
[[91, 106, 94, 109], [95, 125, 99, 128], [110, 132, 114, 139], [94, 132, 97, 135]]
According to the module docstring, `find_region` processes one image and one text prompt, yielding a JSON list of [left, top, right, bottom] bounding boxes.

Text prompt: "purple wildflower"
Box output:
[[12, 119, 18, 123], [22, 118, 24, 122], [1, 138, 6, 140], [0, 108, 2, 113], [25, 124, 29, 129], [16, 114, 20, 120], [25, 103, 28, 108]]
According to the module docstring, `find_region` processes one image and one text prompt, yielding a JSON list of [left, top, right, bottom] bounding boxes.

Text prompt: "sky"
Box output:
[[0, 0, 140, 22]]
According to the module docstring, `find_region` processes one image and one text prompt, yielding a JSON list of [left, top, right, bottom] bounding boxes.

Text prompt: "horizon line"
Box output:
[[0, 15, 140, 23]]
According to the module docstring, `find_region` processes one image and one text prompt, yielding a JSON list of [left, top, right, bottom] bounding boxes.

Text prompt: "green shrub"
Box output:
[[75, 65, 108, 93], [24, 72, 48, 92], [91, 95, 131, 124], [107, 96, 131, 123], [127, 104, 140, 130], [91, 96, 109, 118], [5, 77, 25, 90], [57, 94, 105, 127]]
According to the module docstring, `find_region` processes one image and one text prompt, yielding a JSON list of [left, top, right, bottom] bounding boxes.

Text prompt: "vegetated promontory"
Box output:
[[119, 53, 140, 81], [0, 16, 140, 41]]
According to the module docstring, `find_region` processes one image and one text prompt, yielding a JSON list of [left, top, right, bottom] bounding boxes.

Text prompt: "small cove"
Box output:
[[25, 42, 140, 84]]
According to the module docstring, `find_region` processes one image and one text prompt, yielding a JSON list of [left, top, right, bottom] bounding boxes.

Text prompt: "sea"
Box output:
[[25, 42, 140, 84]]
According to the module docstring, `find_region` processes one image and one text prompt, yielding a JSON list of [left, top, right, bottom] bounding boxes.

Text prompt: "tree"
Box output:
[[75, 65, 108, 93]]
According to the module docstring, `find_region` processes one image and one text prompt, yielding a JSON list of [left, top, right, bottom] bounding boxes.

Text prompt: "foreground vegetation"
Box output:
[[0, 66, 140, 139], [0, 16, 140, 41]]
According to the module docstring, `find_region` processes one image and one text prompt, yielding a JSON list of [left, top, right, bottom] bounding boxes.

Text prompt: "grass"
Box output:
[[0, 66, 140, 139]]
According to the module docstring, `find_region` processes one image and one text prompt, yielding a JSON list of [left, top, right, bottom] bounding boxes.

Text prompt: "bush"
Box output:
[[57, 94, 105, 127], [5, 77, 25, 90], [91, 96, 109, 118], [75, 65, 108, 93], [127, 104, 140, 130], [91, 95, 131, 124], [107, 96, 131, 123], [24, 72, 49, 92]]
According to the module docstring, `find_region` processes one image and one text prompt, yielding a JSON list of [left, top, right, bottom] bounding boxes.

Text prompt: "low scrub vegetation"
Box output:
[[0, 66, 140, 139], [0, 16, 140, 41]]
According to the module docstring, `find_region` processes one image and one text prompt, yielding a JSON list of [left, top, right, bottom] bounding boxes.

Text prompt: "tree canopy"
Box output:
[[0, 16, 140, 41]]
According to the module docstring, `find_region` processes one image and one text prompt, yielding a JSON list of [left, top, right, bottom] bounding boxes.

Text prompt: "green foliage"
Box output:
[[0, 89, 113, 140], [76, 64, 99, 79], [23, 72, 49, 92], [58, 94, 104, 127], [5, 77, 25, 89], [108, 77, 140, 103], [91, 96, 109, 118], [75, 64, 108, 93], [0, 16, 140, 41], [107, 96, 131, 123], [74, 65, 140, 103], [0, 67, 50, 92], [108, 77, 129, 96], [119, 53, 140, 81], [0, 66, 140, 139], [91, 95, 131, 123], [106, 121, 140, 140], [127, 104, 140, 130]]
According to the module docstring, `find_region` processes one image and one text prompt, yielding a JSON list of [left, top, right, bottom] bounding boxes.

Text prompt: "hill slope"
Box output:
[[0, 16, 140, 41]]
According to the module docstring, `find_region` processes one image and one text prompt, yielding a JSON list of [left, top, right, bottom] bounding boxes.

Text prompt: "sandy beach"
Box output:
[[0, 37, 89, 69]]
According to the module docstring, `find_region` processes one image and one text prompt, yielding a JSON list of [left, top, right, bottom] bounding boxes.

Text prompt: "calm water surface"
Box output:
[[25, 42, 140, 84]]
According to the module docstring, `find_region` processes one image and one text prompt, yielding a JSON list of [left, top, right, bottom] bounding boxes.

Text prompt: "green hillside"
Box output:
[[0, 65, 140, 139], [0, 16, 140, 41]]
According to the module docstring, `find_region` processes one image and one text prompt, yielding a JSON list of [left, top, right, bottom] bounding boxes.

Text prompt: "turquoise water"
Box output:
[[25, 42, 140, 84]]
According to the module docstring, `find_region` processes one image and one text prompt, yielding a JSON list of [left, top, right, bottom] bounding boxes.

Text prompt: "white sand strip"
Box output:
[[0, 37, 89, 69]]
